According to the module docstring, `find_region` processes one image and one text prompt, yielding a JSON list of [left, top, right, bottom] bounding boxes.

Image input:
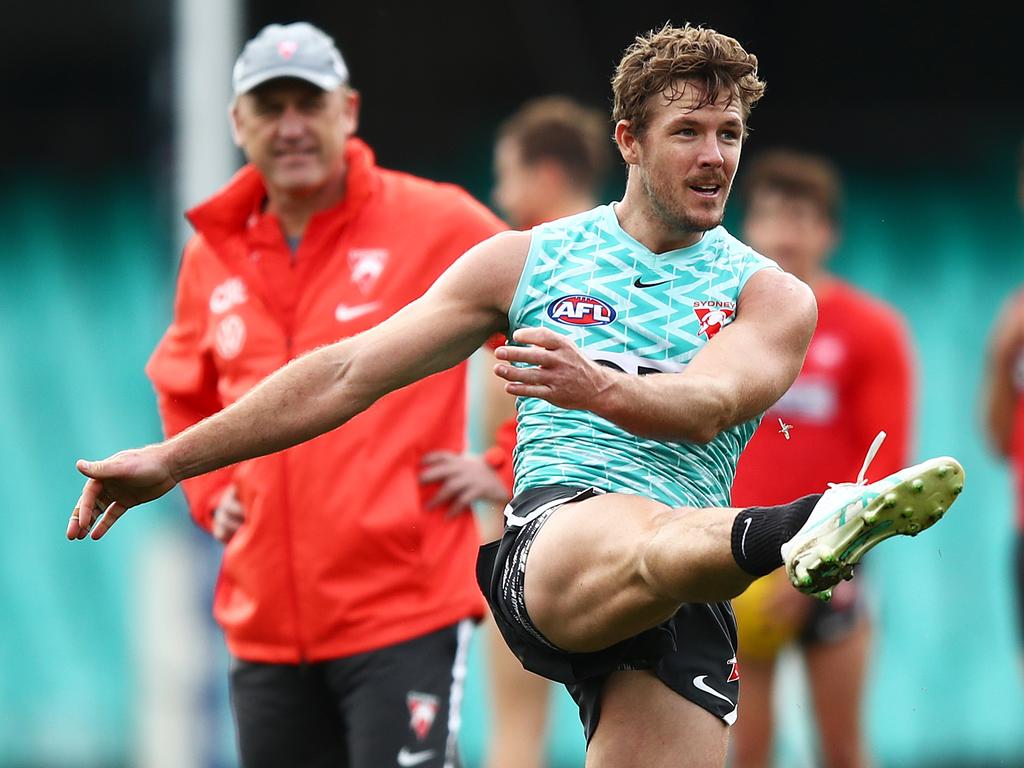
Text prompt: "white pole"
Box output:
[[137, 6, 243, 767], [173, 0, 242, 252]]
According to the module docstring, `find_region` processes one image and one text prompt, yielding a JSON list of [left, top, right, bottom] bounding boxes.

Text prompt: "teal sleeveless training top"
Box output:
[[509, 204, 780, 509]]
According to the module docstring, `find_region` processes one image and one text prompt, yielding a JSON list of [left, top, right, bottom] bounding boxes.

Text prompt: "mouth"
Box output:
[[688, 183, 722, 198], [274, 148, 318, 162]]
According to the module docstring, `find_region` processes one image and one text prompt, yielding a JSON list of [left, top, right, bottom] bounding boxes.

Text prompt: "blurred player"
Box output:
[[71, 24, 964, 766], [421, 96, 612, 768], [141, 22, 503, 768], [982, 142, 1024, 670], [729, 150, 915, 768]]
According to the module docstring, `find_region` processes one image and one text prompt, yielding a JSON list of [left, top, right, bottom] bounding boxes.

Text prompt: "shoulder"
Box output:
[[431, 230, 533, 317], [740, 268, 817, 336]]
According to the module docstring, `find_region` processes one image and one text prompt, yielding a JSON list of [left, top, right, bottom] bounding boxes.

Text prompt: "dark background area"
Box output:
[[4, 1, 1021, 185]]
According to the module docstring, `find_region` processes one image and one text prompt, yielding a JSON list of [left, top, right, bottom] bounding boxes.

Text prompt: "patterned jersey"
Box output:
[[510, 204, 779, 509]]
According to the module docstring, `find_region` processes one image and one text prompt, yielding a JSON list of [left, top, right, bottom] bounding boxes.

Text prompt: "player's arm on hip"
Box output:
[[593, 268, 816, 442]]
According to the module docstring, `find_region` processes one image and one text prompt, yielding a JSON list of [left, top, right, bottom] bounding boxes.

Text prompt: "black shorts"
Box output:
[[476, 485, 739, 743], [229, 620, 473, 768]]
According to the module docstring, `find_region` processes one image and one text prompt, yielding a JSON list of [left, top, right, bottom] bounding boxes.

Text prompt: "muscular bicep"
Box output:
[[684, 268, 817, 424], [339, 230, 529, 403]]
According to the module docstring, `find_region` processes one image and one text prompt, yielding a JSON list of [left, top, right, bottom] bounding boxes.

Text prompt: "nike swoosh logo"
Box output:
[[335, 302, 381, 323], [740, 517, 752, 558], [693, 675, 738, 725], [397, 748, 436, 767], [633, 277, 672, 289]]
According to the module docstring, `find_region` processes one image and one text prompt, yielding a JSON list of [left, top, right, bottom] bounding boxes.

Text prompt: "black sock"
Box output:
[[730, 493, 822, 577]]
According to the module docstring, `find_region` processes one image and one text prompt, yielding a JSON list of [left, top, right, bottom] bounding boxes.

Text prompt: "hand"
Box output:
[[420, 452, 510, 514], [494, 327, 613, 410], [68, 446, 178, 541], [212, 485, 245, 543]]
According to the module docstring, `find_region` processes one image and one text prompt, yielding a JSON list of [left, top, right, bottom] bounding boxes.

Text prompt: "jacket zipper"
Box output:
[[280, 331, 308, 662]]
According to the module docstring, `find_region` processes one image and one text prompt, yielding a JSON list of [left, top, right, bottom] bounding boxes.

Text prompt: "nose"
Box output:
[[696, 134, 724, 168], [277, 105, 306, 139]]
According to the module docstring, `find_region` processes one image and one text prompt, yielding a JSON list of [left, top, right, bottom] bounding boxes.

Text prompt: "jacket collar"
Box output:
[[186, 137, 378, 247]]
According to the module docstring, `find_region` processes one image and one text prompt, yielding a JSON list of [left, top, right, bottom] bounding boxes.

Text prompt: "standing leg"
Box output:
[[229, 658, 347, 768], [333, 620, 475, 768]]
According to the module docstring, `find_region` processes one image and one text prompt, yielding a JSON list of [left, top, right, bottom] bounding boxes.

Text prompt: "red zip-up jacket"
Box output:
[[146, 138, 504, 662]]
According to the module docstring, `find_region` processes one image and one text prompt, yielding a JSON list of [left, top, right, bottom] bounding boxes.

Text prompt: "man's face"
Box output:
[[492, 136, 548, 228], [231, 79, 358, 194], [620, 80, 744, 234], [743, 191, 836, 275]]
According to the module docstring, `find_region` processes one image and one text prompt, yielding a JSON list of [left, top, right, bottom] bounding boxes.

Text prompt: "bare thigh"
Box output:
[[524, 492, 745, 652], [586, 670, 728, 768]]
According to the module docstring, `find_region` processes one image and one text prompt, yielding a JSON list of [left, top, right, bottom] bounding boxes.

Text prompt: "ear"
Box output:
[[228, 99, 244, 148], [614, 120, 640, 166], [341, 88, 361, 137]]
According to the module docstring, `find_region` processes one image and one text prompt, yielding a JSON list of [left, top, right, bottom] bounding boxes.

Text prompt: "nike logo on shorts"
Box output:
[[397, 747, 436, 767], [335, 301, 381, 323], [693, 675, 738, 725]]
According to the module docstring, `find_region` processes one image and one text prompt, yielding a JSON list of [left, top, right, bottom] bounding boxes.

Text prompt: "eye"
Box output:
[[677, 127, 697, 137], [721, 130, 740, 142]]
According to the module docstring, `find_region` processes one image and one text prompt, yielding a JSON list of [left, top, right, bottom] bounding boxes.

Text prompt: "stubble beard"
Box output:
[[641, 166, 728, 236]]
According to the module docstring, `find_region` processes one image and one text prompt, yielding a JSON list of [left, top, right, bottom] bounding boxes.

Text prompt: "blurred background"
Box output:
[[3, 0, 1022, 765]]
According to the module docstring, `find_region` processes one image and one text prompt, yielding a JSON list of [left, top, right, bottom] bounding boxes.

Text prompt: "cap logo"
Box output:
[[277, 40, 298, 60]]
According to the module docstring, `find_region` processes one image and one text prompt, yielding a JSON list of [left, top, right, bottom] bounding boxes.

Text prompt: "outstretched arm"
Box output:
[[495, 268, 816, 442], [70, 231, 529, 540]]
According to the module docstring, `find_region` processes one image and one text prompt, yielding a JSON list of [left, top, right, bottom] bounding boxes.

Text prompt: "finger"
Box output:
[[67, 507, 84, 540], [77, 456, 114, 480], [75, 479, 104, 537], [504, 382, 553, 400], [494, 364, 546, 385], [421, 451, 458, 465], [420, 464, 458, 484], [494, 345, 553, 365], [511, 327, 565, 350], [91, 501, 127, 540]]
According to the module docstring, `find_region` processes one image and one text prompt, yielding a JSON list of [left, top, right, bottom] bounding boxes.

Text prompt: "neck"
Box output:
[[265, 169, 348, 240], [616, 174, 705, 253]]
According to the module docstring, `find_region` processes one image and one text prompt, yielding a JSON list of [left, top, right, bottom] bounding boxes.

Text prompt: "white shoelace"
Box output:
[[827, 430, 887, 490]]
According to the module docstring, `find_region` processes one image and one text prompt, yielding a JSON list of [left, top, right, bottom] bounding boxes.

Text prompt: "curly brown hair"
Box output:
[[612, 23, 766, 134]]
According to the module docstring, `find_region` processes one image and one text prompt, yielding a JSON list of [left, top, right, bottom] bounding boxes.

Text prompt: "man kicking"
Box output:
[[70, 24, 963, 768]]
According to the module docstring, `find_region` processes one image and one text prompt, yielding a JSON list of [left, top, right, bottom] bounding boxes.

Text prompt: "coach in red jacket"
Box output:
[[146, 22, 503, 768]]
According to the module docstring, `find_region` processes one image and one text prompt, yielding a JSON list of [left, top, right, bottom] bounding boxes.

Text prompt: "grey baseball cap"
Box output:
[[232, 22, 349, 96]]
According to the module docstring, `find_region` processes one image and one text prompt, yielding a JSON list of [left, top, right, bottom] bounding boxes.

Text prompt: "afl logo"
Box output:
[[547, 295, 617, 326]]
